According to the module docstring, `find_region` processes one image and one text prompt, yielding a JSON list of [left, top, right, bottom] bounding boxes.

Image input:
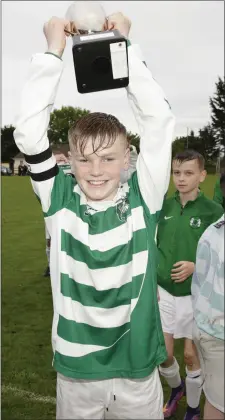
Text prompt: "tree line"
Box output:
[[1, 77, 224, 169], [172, 77, 224, 167]]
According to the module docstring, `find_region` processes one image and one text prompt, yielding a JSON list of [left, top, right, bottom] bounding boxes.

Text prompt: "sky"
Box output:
[[2, 1, 224, 138]]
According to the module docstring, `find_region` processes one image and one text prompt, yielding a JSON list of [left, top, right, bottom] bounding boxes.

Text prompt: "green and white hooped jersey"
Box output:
[[45, 163, 72, 240], [14, 46, 175, 379], [44, 170, 166, 379]]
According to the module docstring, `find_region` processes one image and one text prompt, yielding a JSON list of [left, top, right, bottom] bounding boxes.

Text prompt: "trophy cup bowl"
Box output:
[[65, 1, 107, 33], [66, 1, 129, 94]]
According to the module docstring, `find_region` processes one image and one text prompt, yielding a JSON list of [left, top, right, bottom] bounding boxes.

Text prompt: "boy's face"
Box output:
[[172, 159, 206, 194], [72, 135, 130, 202]]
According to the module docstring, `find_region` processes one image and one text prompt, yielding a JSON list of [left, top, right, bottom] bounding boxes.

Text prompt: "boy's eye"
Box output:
[[79, 159, 88, 163], [103, 158, 114, 162]]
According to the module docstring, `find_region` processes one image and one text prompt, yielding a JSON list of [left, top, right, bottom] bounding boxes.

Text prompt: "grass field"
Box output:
[[2, 175, 218, 419]]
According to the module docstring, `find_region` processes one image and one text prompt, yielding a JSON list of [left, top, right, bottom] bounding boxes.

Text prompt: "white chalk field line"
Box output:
[[2, 384, 56, 405]]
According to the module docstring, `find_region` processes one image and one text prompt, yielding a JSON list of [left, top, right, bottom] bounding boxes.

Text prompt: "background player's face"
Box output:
[[72, 135, 130, 201], [172, 159, 206, 194]]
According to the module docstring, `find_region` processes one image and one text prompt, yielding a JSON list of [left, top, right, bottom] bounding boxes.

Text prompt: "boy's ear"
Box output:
[[124, 147, 130, 170], [200, 169, 207, 183]]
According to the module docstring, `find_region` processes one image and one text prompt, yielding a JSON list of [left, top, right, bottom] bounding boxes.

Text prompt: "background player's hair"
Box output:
[[68, 112, 128, 156], [173, 149, 205, 170]]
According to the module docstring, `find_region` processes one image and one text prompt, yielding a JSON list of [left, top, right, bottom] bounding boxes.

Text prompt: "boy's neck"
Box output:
[[179, 188, 199, 207]]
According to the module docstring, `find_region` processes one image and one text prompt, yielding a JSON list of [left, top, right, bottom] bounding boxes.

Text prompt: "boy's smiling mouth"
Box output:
[[88, 180, 108, 186]]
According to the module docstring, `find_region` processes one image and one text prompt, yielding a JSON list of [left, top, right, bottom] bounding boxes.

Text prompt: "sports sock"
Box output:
[[159, 357, 182, 388], [185, 367, 203, 408]]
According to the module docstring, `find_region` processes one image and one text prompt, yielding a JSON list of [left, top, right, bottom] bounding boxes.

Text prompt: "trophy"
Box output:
[[65, 1, 129, 94], [65, 1, 107, 33]]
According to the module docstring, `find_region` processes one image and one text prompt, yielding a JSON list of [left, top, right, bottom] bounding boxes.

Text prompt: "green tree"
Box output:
[[172, 126, 218, 162], [209, 77, 225, 154], [186, 127, 218, 161], [48, 106, 90, 144], [1, 125, 18, 162], [198, 124, 219, 161], [187, 130, 196, 148], [172, 130, 197, 157], [172, 137, 186, 156]]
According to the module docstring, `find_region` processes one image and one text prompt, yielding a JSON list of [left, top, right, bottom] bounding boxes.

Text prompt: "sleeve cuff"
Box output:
[[45, 52, 62, 61], [25, 148, 59, 181]]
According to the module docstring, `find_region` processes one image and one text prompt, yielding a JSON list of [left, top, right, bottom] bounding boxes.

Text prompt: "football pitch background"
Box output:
[[2, 175, 217, 419]]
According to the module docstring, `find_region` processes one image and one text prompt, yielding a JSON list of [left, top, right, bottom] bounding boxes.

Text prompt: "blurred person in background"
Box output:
[[192, 173, 225, 419]]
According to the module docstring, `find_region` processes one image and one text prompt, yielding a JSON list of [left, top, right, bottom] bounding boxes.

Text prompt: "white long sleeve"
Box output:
[[126, 46, 175, 214], [14, 53, 64, 213]]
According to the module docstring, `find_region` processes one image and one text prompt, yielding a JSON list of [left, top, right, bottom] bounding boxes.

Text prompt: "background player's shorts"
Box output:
[[158, 286, 193, 339], [193, 321, 224, 413]]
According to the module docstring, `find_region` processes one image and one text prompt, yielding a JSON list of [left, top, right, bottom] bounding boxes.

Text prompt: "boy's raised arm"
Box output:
[[127, 48, 175, 214], [13, 18, 72, 213]]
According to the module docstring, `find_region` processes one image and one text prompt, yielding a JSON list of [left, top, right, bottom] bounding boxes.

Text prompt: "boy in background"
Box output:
[[192, 173, 225, 420], [157, 150, 223, 420]]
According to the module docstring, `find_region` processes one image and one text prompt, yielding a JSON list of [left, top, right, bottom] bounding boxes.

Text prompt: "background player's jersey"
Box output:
[[57, 162, 72, 176]]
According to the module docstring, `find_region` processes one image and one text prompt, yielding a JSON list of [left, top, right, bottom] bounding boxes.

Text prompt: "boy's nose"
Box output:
[[90, 161, 103, 176]]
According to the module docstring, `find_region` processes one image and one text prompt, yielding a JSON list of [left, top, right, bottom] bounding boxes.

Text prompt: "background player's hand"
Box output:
[[107, 12, 131, 38], [171, 261, 195, 283], [43, 17, 75, 58]]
